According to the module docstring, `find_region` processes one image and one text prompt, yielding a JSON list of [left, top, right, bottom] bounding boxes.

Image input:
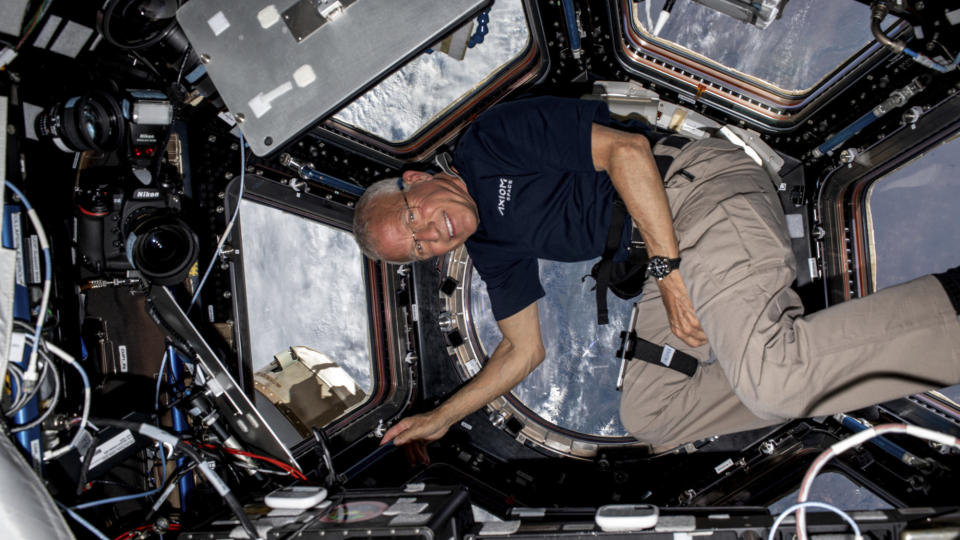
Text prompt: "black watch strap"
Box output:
[[648, 256, 682, 279]]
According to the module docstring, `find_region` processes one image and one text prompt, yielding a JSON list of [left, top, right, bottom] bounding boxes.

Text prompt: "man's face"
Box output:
[[372, 170, 479, 262]]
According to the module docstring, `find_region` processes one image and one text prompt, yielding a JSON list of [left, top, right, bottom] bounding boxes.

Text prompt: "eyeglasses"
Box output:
[[397, 178, 424, 258]]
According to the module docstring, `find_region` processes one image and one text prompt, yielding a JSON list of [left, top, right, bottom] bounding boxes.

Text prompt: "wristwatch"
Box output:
[[647, 256, 682, 280]]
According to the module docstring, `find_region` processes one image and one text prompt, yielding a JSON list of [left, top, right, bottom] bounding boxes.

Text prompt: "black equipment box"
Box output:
[[181, 485, 474, 539], [464, 506, 960, 539], [270, 485, 474, 539]]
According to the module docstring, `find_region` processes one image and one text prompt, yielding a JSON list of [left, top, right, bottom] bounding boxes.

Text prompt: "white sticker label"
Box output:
[[465, 359, 481, 376], [680, 119, 707, 138], [89, 429, 136, 469], [389, 514, 431, 526], [207, 373, 227, 397], [11, 212, 24, 286], [217, 110, 237, 126], [714, 458, 734, 475], [248, 81, 294, 118], [207, 11, 230, 36], [118, 345, 128, 373], [945, 8, 960, 25], [807, 257, 820, 280], [30, 439, 41, 465], [659, 344, 676, 367], [785, 214, 805, 239], [257, 5, 281, 29], [8, 332, 26, 365], [385, 502, 429, 516], [27, 236, 41, 283], [75, 429, 94, 459], [32, 15, 62, 49], [293, 65, 317, 88]]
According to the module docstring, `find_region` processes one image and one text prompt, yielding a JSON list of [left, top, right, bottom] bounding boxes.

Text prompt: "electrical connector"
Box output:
[[0, 47, 17, 69]]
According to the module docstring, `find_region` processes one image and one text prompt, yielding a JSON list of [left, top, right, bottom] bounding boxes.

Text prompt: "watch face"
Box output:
[[649, 257, 669, 278]]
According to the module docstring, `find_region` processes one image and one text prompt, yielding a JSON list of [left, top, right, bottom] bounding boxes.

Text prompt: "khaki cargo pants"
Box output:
[[619, 138, 960, 450]]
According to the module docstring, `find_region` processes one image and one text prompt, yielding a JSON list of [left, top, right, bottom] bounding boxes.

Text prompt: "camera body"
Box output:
[[76, 173, 197, 286], [65, 89, 198, 286]]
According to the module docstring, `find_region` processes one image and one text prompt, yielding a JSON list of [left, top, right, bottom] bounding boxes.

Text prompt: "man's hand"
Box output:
[[379, 303, 545, 455], [380, 410, 453, 447], [657, 271, 707, 347]]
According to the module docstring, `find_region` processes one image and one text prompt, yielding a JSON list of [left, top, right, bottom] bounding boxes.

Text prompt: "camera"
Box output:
[[38, 89, 173, 159], [76, 177, 198, 286], [61, 90, 199, 286]]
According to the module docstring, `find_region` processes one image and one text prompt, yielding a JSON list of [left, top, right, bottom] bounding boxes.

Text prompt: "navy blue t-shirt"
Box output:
[[454, 96, 645, 321]]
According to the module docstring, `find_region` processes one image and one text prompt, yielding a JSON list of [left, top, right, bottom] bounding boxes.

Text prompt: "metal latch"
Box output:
[[283, 0, 355, 43]]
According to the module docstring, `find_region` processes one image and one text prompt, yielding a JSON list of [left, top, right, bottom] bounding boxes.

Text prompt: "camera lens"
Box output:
[[126, 214, 199, 285], [37, 91, 125, 153]]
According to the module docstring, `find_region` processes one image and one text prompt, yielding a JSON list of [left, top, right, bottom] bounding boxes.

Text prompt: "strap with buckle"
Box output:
[[616, 304, 698, 390]]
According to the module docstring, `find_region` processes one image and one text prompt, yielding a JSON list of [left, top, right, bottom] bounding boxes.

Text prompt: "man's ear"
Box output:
[[402, 170, 432, 184]]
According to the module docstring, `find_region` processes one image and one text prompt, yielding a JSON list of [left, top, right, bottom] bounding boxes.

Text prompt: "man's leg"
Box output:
[[621, 138, 960, 447], [619, 275, 784, 450], [620, 138, 791, 449]]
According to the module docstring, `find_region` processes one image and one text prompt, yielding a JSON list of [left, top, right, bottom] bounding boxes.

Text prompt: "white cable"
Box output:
[[644, 0, 653, 32], [3, 182, 52, 391], [796, 423, 960, 540], [188, 131, 245, 312], [41, 341, 92, 461], [769, 501, 862, 540], [155, 349, 169, 411]]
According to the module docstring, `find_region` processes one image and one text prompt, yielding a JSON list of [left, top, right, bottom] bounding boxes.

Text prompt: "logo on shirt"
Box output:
[[497, 177, 513, 216]]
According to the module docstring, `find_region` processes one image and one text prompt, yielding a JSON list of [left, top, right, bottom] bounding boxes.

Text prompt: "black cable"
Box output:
[[75, 435, 100, 496], [91, 418, 258, 539], [175, 43, 192, 88], [144, 460, 198, 522], [280, 492, 344, 540]]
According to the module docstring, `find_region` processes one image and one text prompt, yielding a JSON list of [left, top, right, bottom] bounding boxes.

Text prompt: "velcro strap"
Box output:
[[661, 135, 691, 149], [617, 331, 698, 377]]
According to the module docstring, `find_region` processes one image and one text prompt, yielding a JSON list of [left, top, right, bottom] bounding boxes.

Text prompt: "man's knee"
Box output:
[[619, 395, 696, 449], [619, 402, 674, 448], [731, 381, 803, 421]]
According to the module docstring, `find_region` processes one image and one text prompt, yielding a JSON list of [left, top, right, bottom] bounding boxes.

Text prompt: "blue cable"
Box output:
[[71, 483, 161, 510], [560, 0, 581, 54], [71, 441, 167, 510], [57, 501, 111, 540], [155, 349, 169, 412], [768, 501, 862, 540], [815, 109, 878, 157], [188, 131, 246, 312], [903, 47, 954, 73]]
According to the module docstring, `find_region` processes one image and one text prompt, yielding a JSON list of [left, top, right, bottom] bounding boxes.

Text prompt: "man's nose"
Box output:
[[412, 220, 441, 241]]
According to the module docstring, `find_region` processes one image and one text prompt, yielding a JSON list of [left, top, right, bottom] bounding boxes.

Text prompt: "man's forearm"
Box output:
[[592, 124, 706, 346], [434, 336, 543, 427], [604, 135, 679, 259]]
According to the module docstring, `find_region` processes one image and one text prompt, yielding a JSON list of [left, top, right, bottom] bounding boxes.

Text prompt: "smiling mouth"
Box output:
[[443, 212, 454, 239]]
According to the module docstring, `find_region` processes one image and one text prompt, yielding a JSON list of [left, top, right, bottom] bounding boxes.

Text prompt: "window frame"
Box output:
[[225, 175, 413, 454], [310, 0, 550, 165], [610, 0, 906, 130]]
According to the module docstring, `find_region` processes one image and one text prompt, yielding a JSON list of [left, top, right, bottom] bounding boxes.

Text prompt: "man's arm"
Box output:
[[380, 301, 545, 446], [591, 123, 706, 347]]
